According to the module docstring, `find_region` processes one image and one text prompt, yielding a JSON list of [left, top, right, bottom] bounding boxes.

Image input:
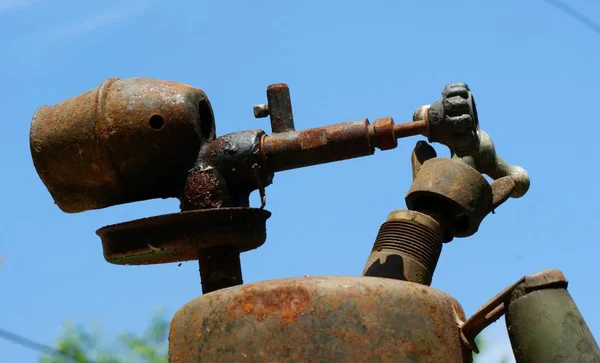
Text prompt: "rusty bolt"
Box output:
[[372, 117, 397, 150], [253, 104, 270, 118]]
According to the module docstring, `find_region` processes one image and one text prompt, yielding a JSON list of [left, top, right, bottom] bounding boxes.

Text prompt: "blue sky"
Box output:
[[1, 1, 599, 362]]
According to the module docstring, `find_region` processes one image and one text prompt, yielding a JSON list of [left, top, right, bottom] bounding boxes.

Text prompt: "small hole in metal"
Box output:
[[149, 115, 164, 130], [199, 99, 213, 138]]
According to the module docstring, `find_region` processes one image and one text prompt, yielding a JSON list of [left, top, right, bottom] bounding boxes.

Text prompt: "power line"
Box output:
[[541, 0, 600, 35], [0, 327, 95, 362]]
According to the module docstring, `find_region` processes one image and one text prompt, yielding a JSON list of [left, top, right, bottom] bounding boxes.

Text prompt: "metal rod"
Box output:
[[198, 247, 244, 294], [394, 120, 428, 138], [262, 119, 429, 173], [266, 83, 295, 133]]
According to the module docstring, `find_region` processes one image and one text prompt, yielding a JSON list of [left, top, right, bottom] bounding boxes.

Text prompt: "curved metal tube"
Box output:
[[452, 130, 530, 198]]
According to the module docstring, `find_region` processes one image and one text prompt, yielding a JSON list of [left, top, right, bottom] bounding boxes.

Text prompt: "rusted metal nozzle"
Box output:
[[29, 77, 216, 214]]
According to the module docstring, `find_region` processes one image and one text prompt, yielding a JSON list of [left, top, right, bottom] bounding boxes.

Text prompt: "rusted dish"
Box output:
[[30, 77, 215, 213], [97, 208, 270, 265], [169, 276, 471, 363]]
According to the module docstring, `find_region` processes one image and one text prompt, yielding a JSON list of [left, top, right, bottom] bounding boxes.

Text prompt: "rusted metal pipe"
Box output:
[[261, 119, 375, 172], [394, 120, 428, 138], [362, 210, 444, 286], [261, 118, 428, 173], [266, 83, 295, 133], [198, 246, 243, 294]]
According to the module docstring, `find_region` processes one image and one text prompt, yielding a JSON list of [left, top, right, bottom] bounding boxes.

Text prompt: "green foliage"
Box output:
[[39, 311, 168, 363], [473, 335, 512, 363]]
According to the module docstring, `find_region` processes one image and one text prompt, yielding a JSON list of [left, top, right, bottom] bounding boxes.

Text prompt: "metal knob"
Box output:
[[253, 104, 269, 118]]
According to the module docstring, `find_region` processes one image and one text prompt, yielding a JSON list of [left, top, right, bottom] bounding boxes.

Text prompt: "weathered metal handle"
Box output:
[[453, 130, 530, 199], [413, 104, 530, 212]]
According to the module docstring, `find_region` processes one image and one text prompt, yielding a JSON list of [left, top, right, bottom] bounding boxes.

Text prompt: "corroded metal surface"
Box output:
[[198, 246, 244, 294], [505, 269, 600, 363], [406, 158, 492, 237], [362, 210, 443, 286], [169, 276, 471, 363], [261, 118, 428, 172], [372, 117, 398, 150], [507, 287, 600, 362], [460, 268, 600, 361], [30, 77, 215, 213], [181, 130, 272, 211], [265, 83, 295, 133], [261, 119, 376, 172], [97, 207, 270, 265]]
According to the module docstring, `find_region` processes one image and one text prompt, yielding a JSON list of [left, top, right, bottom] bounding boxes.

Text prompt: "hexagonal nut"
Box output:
[[372, 117, 397, 151]]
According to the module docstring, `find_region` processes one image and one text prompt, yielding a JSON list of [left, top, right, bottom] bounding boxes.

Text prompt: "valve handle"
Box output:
[[413, 83, 530, 210], [414, 83, 481, 157]]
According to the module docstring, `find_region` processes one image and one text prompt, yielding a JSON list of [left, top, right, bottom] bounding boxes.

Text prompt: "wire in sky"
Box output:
[[0, 327, 95, 362], [541, 0, 600, 35]]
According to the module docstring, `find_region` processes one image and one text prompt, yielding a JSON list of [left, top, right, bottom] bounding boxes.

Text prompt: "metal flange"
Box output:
[[97, 207, 271, 265]]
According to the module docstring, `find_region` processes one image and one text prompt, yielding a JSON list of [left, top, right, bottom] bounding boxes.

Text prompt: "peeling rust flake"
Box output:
[[227, 284, 312, 323]]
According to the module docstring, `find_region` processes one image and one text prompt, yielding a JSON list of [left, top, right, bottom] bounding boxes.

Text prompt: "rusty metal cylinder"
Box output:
[[362, 210, 443, 286], [29, 77, 216, 213], [169, 276, 471, 363], [262, 119, 375, 172], [266, 83, 295, 133], [198, 246, 243, 294], [505, 273, 600, 362]]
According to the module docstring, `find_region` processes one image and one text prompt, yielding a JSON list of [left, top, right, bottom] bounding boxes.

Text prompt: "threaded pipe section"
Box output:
[[372, 220, 441, 269], [363, 210, 443, 286]]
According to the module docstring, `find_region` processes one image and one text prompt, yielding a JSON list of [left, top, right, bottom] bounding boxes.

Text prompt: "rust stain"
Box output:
[[298, 128, 328, 149], [170, 277, 468, 362], [227, 284, 312, 323], [429, 304, 438, 316], [243, 301, 253, 314], [180, 167, 231, 211]]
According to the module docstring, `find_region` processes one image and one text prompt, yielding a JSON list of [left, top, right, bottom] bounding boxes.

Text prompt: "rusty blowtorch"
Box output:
[[29, 78, 599, 362]]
